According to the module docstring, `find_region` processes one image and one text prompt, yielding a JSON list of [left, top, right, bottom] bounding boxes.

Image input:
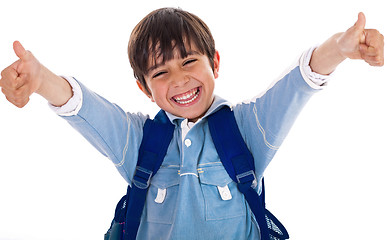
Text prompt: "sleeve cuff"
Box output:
[[48, 76, 83, 116], [299, 45, 332, 89]]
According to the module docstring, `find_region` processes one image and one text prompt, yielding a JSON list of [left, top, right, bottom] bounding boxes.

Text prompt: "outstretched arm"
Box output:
[[310, 12, 384, 75], [0, 41, 73, 108]]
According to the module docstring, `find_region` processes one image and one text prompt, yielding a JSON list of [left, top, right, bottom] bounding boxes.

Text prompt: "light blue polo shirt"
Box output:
[[59, 50, 325, 239]]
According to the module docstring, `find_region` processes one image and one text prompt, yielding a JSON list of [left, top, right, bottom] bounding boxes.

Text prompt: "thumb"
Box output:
[[13, 41, 28, 60], [354, 12, 366, 30], [353, 12, 366, 43]]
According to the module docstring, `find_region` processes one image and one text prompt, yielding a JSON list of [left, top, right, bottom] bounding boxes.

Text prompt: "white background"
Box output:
[[0, 0, 386, 239]]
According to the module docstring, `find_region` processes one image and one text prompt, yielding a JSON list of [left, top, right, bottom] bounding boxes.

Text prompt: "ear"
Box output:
[[213, 50, 220, 79], [136, 80, 155, 102]]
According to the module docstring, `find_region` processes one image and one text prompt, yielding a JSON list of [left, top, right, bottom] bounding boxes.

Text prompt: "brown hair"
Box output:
[[128, 8, 216, 94]]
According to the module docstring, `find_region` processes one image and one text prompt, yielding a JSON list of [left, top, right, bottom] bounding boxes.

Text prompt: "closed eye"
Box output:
[[152, 71, 167, 78], [183, 59, 197, 66]]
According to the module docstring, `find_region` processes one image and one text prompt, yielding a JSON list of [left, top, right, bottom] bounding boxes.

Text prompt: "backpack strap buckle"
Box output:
[[236, 170, 258, 189], [132, 166, 153, 189]]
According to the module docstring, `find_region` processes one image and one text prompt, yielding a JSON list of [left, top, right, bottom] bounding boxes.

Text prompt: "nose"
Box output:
[[171, 71, 190, 87]]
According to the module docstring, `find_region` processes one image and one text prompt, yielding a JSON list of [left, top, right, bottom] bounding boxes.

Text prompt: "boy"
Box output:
[[0, 7, 384, 240]]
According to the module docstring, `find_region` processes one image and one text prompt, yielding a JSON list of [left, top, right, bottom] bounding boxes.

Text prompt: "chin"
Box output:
[[185, 111, 206, 122]]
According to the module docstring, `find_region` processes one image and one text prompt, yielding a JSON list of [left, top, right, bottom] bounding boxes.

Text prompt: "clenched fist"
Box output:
[[310, 12, 384, 75], [337, 12, 384, 66], [0, 41, 73, 108], [0, 41, 42, 108]]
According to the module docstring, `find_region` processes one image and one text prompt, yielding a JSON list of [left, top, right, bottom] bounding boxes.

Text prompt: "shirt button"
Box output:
[[184, 139, 192, 147]]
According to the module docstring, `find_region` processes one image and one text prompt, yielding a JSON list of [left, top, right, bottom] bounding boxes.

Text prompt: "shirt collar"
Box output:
[[165, 95, 232, 125]]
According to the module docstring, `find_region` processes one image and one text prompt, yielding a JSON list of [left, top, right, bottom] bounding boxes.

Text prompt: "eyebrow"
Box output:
[[146, 50, 201, 73]]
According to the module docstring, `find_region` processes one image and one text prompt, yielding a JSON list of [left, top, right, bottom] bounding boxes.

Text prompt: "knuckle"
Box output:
[[15, 101, 26, 108], [5, 95, 12, 103], [12, 77, 24, 89], [373, 56, 381, 63], [13, 97, 24, 105], [370, 29, 380, 35], [1, 68, 10, 80], [13, 89, 23, 99], [10, 80, 18, 89]]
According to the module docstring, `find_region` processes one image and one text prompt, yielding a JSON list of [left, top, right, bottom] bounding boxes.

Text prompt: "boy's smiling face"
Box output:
[[138, 44, 220, 122]]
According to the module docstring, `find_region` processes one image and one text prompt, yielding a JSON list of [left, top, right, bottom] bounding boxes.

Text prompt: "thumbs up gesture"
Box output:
[[0, 41, 43, 108], [1, 41, 73, 108], [310, 12, 384, 75], [337, 12, 384, 66]]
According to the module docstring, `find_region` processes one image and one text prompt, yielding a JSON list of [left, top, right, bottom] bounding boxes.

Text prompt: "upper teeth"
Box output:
[[174, 88, 197, 101], [173, 88, 199, 104]]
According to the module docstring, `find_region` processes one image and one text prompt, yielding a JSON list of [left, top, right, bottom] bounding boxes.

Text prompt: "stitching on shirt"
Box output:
[[115, 113, 131, 167], [76, 114, 121, 164], [160, 164, 180, 168], [253, 105, 280, 150], [179, 172, 199, 178], [197, 161, 222, 167]]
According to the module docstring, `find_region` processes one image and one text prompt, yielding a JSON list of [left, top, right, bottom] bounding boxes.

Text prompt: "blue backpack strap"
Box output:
[[208, 106, 289, 240], [122, 110, 175, 240]]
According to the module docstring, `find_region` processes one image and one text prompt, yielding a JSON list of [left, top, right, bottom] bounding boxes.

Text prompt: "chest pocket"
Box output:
[[145, 167, 180, 224], [198, 165, 246, 221]]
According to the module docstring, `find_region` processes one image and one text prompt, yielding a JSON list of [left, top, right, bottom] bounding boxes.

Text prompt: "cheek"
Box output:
[[149, 81, 169, 101], [199, 68, 216, 87], [192, 65, 213, 81]]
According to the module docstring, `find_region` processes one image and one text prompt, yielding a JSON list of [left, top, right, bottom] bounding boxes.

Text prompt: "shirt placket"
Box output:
[[179, 119, 199, 177]]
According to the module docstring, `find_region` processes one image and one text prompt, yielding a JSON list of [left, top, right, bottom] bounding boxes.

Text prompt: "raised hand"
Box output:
[[0, 41, 73, 108], [310, 12, 384, 75], [337, 12, 384, 66], [0, 41, 43, 108]]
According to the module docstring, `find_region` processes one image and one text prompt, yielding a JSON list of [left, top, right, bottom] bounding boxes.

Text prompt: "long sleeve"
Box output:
[[234, 47, 329, 178], [54, 79, 148, 183]]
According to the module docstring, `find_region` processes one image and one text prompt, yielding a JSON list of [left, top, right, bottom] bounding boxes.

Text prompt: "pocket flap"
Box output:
[[199, 166, 233, 186], [151, 168, 180, 189]]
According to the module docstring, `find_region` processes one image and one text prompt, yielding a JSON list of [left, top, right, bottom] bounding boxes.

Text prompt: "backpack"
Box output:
[[104, 106, 289, 240]]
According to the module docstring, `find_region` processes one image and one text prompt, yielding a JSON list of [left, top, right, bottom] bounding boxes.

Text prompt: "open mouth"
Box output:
[[172, 87, 201, 105]]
